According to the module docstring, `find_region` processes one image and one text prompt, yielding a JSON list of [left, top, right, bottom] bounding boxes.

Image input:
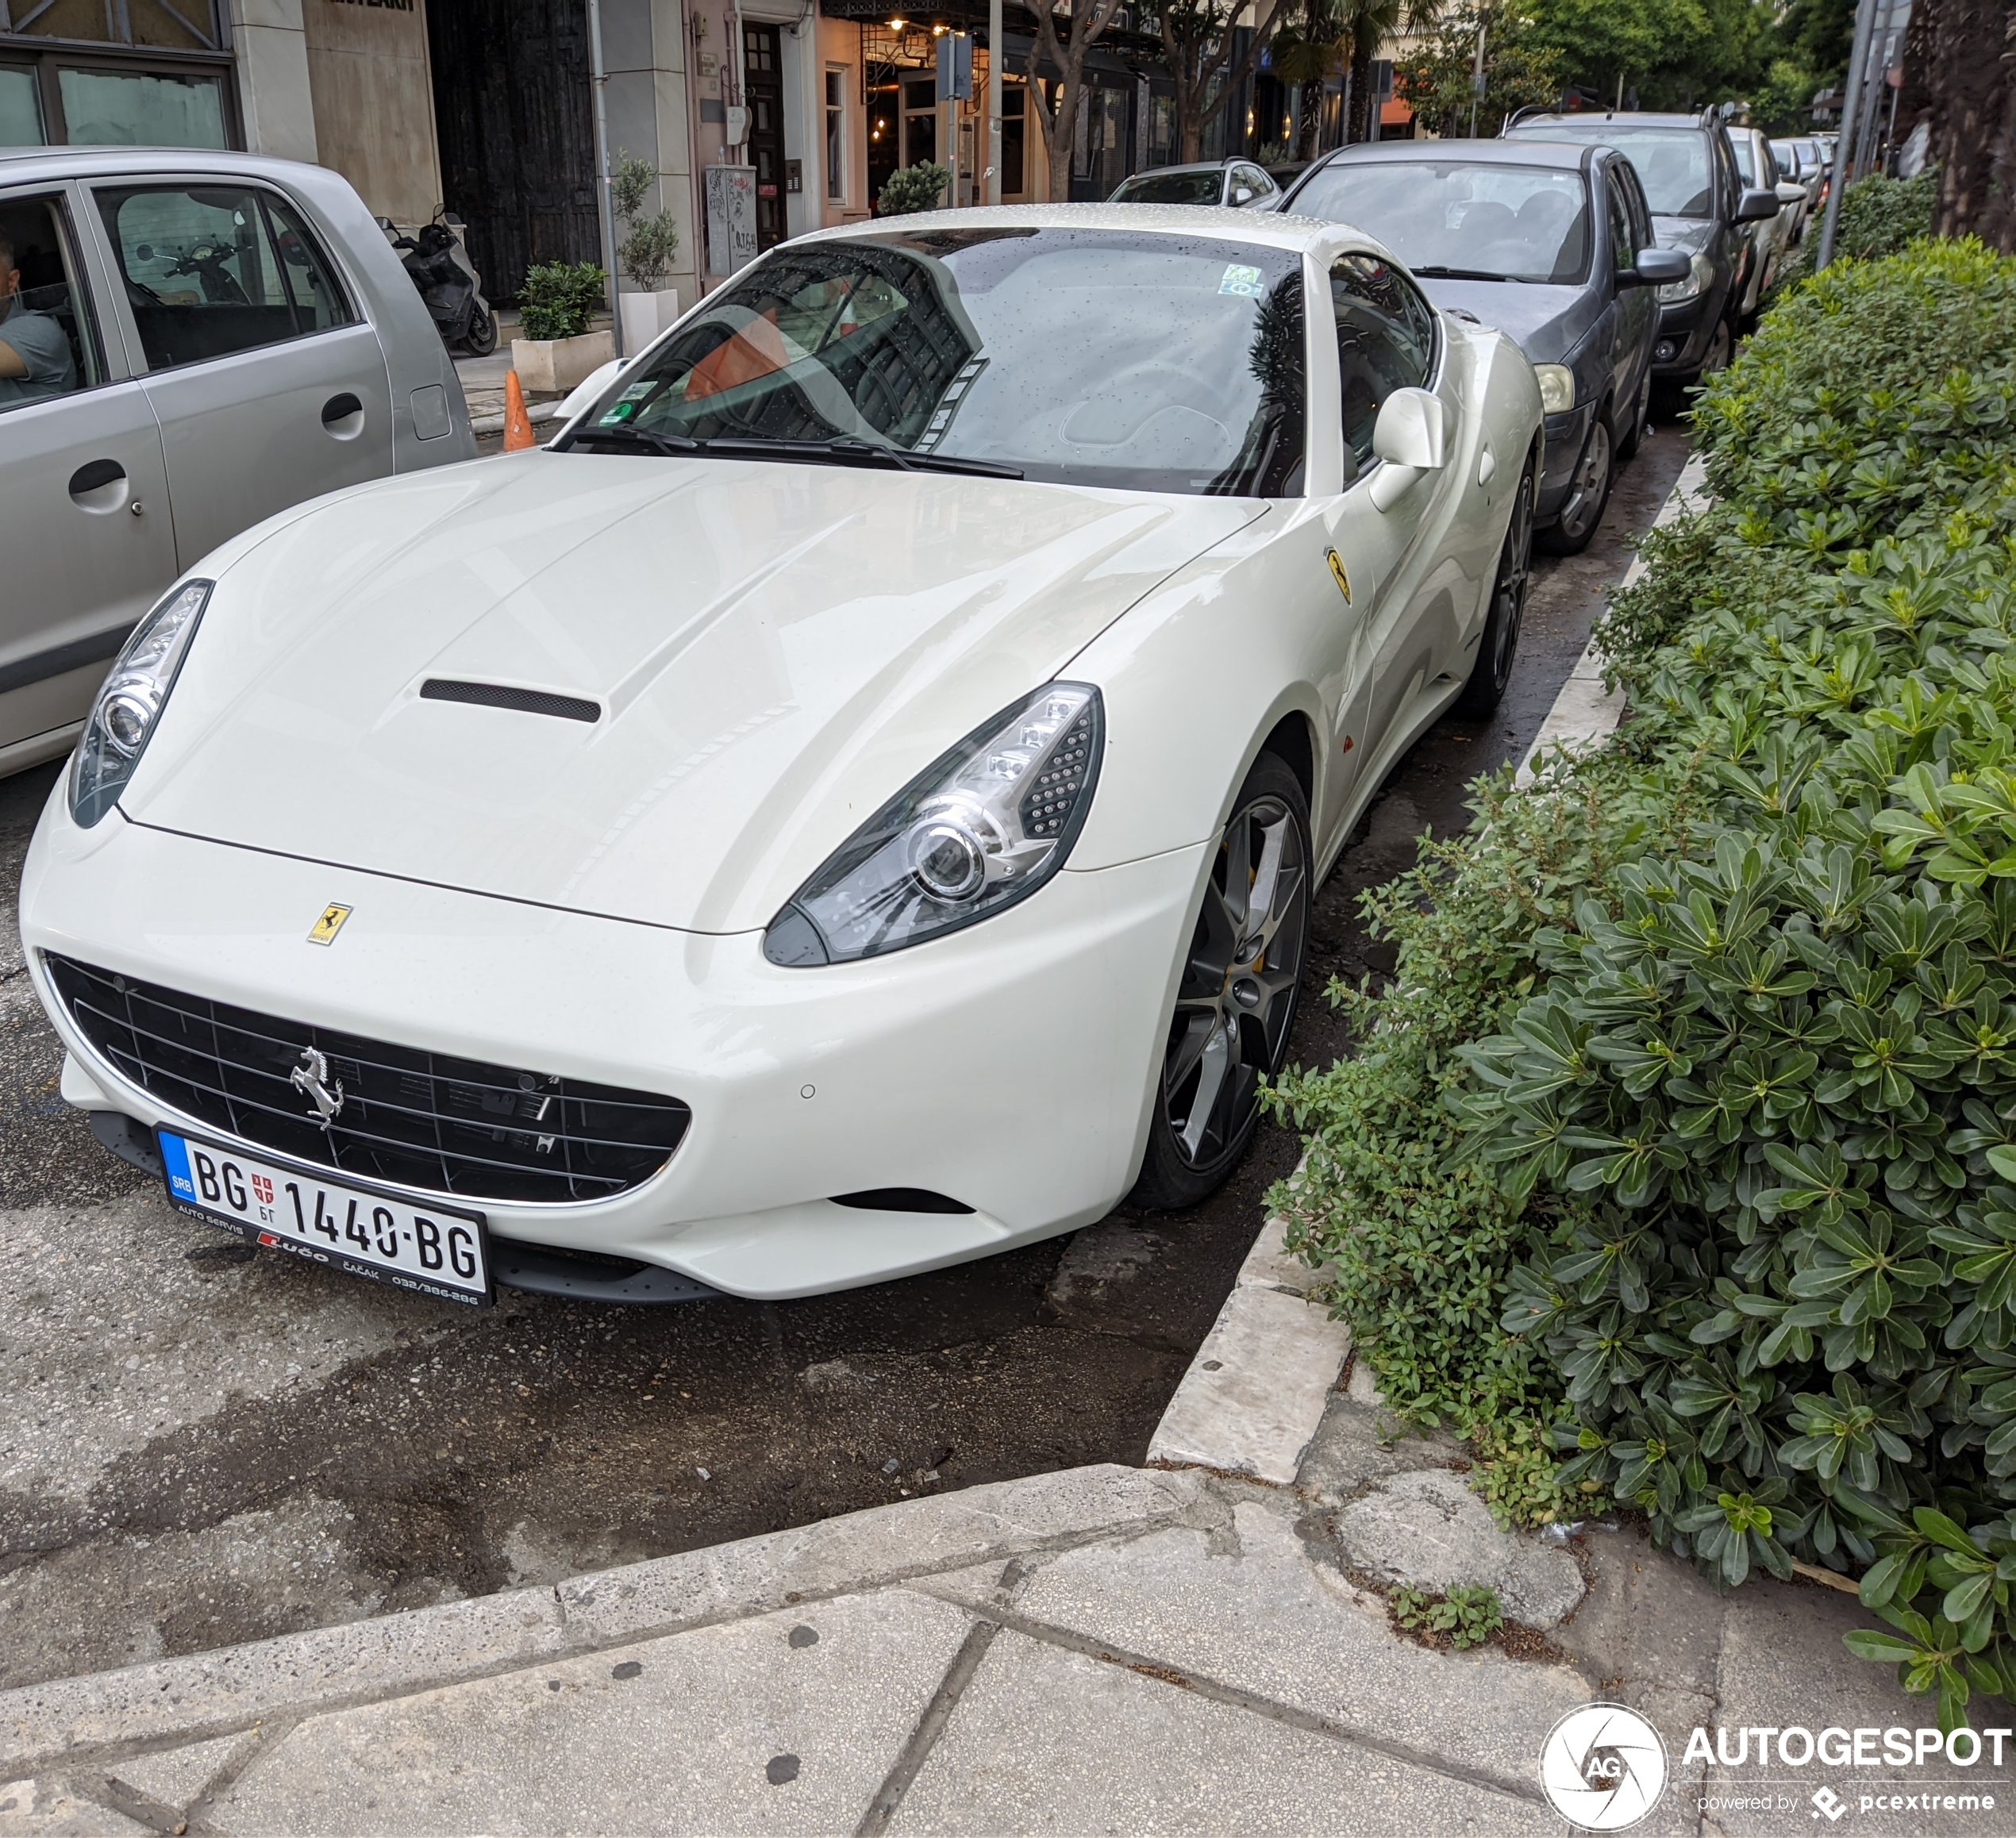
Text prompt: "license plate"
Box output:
[[156, 1129, 491, 1307]]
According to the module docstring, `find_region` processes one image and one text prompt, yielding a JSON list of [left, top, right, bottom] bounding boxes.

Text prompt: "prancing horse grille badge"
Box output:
[[307, 903, 352, 946]]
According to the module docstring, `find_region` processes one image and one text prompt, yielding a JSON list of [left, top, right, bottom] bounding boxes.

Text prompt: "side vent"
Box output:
[[831, 1189, 975, 1214], [421, 679, 601, 724]]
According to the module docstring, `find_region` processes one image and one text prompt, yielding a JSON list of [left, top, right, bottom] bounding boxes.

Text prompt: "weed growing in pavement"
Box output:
[[1271, 236, 2016, 1728], [1390, 1582, 1505, 1650]]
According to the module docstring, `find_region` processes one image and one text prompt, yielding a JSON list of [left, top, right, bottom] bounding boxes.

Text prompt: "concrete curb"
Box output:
[[0, 1465, 1205, 1777], [1514, 453, 1709, 786]]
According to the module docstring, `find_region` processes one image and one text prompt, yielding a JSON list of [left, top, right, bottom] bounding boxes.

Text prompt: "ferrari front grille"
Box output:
[[46, 955, 690, 1206]]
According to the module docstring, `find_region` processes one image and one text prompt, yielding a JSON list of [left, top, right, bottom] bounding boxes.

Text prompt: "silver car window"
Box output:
[[0, 193, 100, 417], [94, 183, 356, 373], [1331, 252, 1435, 477]]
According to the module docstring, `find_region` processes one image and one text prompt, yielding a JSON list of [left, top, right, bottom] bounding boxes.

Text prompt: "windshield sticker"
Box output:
[[1218, 263, 1265, 298], [597, 380, 655, 425]]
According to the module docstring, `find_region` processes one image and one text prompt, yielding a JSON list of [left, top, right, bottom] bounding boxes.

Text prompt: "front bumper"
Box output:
[[1536, 405, 1595, 524], [1652, 294, 1720, 376], [22, 800, 1205, 1300]]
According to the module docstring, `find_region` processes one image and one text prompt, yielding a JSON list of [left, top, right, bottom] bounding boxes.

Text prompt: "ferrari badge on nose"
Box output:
[[307, 903, 352, 946]]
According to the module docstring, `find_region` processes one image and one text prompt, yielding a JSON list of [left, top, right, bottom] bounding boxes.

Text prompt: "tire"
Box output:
[[1616, 367, 1650, 463], [462, 308, 498, 357], [1692, 314, 1733, 383], [1456, 453, 1536, 719], [1130, 753, 1312, 1212], [1536, 410, 1611, 556]]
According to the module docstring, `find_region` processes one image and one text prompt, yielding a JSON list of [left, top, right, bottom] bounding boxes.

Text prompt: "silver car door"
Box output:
[[0, 180, 176, 763], [88, 175, 395, 570]]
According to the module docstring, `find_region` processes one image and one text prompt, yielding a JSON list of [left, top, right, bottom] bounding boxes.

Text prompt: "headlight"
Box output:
[[1533, 364, 1575, 413], [764, 683, 1104, 966], [1657, 252, 1713, 304], [71, 579, 210, 828]]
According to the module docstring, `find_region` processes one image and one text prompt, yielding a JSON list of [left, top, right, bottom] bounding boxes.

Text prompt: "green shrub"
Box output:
[[520, 261, 607, 341], [610, 151, 679, 293], [878, 161, 950, 217], [1391, 1582, 1506, 1648], [1776, 171, 1938, 294], [1276, 237, 2016, 1728]]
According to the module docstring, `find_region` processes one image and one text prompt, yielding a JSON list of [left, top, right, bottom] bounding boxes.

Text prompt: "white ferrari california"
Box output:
[[20, 204, 1541, 1307]]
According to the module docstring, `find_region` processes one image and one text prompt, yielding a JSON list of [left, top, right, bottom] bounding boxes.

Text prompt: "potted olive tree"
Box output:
[[510, 261, 614, 393], [613, 152, 683, 352]]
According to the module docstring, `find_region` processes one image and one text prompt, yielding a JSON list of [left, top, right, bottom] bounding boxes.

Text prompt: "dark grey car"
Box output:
[[1503, 110, 1782, 390], [1278, 139, 1686, 553]]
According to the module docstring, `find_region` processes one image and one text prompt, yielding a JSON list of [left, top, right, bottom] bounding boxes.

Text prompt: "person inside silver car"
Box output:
[[0, 233, 79, 408]]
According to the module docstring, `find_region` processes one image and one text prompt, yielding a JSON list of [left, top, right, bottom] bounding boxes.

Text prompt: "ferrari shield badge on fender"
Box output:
[[307, 903, 352, 946], [1325, 548, 1352, 603]]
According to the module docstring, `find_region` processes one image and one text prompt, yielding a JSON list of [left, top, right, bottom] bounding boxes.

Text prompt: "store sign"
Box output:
[[704, 165, 757, 275]]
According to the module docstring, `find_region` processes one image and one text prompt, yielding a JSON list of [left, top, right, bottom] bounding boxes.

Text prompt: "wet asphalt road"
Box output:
[[0, 425, 1690, 1690]]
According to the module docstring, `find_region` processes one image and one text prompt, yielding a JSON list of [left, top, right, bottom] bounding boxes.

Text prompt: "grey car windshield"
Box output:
[[1292, 162, 1590, 283], [1110, 171, 1224, 205], [1508, 123, 1711, 217], [567, 228, 1306, 496]]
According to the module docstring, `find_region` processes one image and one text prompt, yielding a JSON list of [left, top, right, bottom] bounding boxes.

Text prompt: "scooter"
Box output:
[[382, 210, 496, 356]]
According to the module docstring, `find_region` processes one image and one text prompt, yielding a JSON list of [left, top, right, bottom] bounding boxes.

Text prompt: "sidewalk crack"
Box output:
[[855, 1616, 1000, 1836]]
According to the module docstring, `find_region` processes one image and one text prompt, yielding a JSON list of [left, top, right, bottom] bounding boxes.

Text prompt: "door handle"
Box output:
[[321, 392, 366, 439], [68, 459, 129, 513]]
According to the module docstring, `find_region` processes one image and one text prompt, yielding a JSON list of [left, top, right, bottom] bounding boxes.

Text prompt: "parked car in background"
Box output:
[[1772, 137, 1826, 218], [1503, 110, 1782, 391], [1108, 160, 1282, 209], [0, 148, 475, 779], [1726, 125, 1806, 317], [1279, 139, 1684, 553], [23, 204, 1541, 1306]]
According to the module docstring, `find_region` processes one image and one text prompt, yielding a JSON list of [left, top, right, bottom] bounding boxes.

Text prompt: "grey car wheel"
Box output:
[[1538, 414, 1611, 556], [1130, 754, 1310, 1211]]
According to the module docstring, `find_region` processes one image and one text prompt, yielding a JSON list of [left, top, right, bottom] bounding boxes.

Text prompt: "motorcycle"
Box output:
[[382, 210, 496, 357]]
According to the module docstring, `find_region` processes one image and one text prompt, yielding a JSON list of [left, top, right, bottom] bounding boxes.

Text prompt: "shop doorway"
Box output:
[[866, 74, 937, 213], [744, 23, 788, 250]]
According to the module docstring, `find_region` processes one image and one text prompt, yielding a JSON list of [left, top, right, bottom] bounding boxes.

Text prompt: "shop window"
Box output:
[[902, 77, 936, 167], [1, 67, 44, 146], [1001, 84, 1025, 196], [826, 69, 847, 202], [95, 183, 355, 371], [58, 69, 226, 148]]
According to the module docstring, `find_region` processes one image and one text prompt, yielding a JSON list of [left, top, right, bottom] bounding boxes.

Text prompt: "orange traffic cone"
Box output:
[[502, 370, 537, 452]]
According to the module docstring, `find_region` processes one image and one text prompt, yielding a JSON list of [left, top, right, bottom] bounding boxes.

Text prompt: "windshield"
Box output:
[[1111, 170, 1224, 206], [1506, 122, 1713, 217], [565, 227, 1306, 496], [1291, 160, 1590, 284]]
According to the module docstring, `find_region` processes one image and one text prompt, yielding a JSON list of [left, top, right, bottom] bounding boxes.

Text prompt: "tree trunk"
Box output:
[[1295, 75, 1325, 157], [1911, 0, 2016, 248], [1347, 33, 1375, 143]]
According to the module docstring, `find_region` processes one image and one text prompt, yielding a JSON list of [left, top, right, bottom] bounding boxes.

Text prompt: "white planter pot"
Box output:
[[619, 288, 680, 352], [510, 330, 616, 394]]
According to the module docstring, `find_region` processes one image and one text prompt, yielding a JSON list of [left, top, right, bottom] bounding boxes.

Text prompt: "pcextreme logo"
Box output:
[[1539, 1703, 1668, 1829]]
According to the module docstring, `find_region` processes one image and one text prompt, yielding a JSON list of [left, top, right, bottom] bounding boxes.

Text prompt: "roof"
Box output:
[[796, 201, 1372, 256], [0, 144, 325, 178], [1506, 111, 1714, 133], [1304, 137, 1595, 172]]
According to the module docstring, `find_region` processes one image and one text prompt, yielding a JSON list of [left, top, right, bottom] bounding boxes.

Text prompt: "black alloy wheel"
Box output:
[[1537, 412, 1612, 556], [1456, 454, 1536, 718], [463, 308, 499, 358], [1131, 753, 1311, 1211]]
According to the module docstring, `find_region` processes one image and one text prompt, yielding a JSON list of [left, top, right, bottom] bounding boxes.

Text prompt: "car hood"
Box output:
[[125, 452, 1263, 934], [1651, 216, 1715, 255], [1416, 279, 1592, 366]]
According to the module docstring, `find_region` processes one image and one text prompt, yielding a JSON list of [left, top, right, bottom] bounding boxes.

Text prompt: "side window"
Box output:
[[0, 193, 100, 416], [95, 183, 356, 374], [1331, 252, 1436, 476], [1621, 164, 1653, 248], [1605, 169, 1637, 275]]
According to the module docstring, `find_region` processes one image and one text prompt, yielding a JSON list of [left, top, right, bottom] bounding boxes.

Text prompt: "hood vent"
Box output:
[[421, 679, 601, 724]]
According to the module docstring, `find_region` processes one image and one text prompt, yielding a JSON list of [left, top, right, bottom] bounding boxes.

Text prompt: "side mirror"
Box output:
[[556, 356, 629, 422], [1232, 186, 1255, 206], [1736, 186, 1781, 222], [1372, 386, 1449, 471], [1776, 180, 1806, 205], [1629, 247, 1691, 286]]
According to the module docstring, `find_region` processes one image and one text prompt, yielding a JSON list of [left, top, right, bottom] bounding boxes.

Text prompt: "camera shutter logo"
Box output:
[[1538, 1702, 1668, 1830]]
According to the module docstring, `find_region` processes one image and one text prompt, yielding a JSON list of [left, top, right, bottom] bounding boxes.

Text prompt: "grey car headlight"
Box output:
[[764, 683, 1104, 967], [1657, 252, 1714, 304], [1533, 364, 1575, 413], [71, 579, 210, 829]]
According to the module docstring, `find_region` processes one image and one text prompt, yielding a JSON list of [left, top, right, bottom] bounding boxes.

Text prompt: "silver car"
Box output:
[[0, 148, 475, 776]]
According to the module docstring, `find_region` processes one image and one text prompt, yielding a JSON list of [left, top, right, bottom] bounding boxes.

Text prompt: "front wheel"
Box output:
[[1456, 454, 1535, 718], [1537, 412, 1611, 556], [462, 307, 498, 357], [1130, 754, 1311, 1212]]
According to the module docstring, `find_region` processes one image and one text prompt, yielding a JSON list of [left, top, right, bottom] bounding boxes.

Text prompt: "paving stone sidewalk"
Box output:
[[0, 1362, 2006, 1838]]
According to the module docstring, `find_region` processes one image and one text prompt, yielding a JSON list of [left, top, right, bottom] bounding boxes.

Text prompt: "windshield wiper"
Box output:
[[705, 435, 1025, 480], [565, 423, 702, 456], [1411, 265, 1522, 283]]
